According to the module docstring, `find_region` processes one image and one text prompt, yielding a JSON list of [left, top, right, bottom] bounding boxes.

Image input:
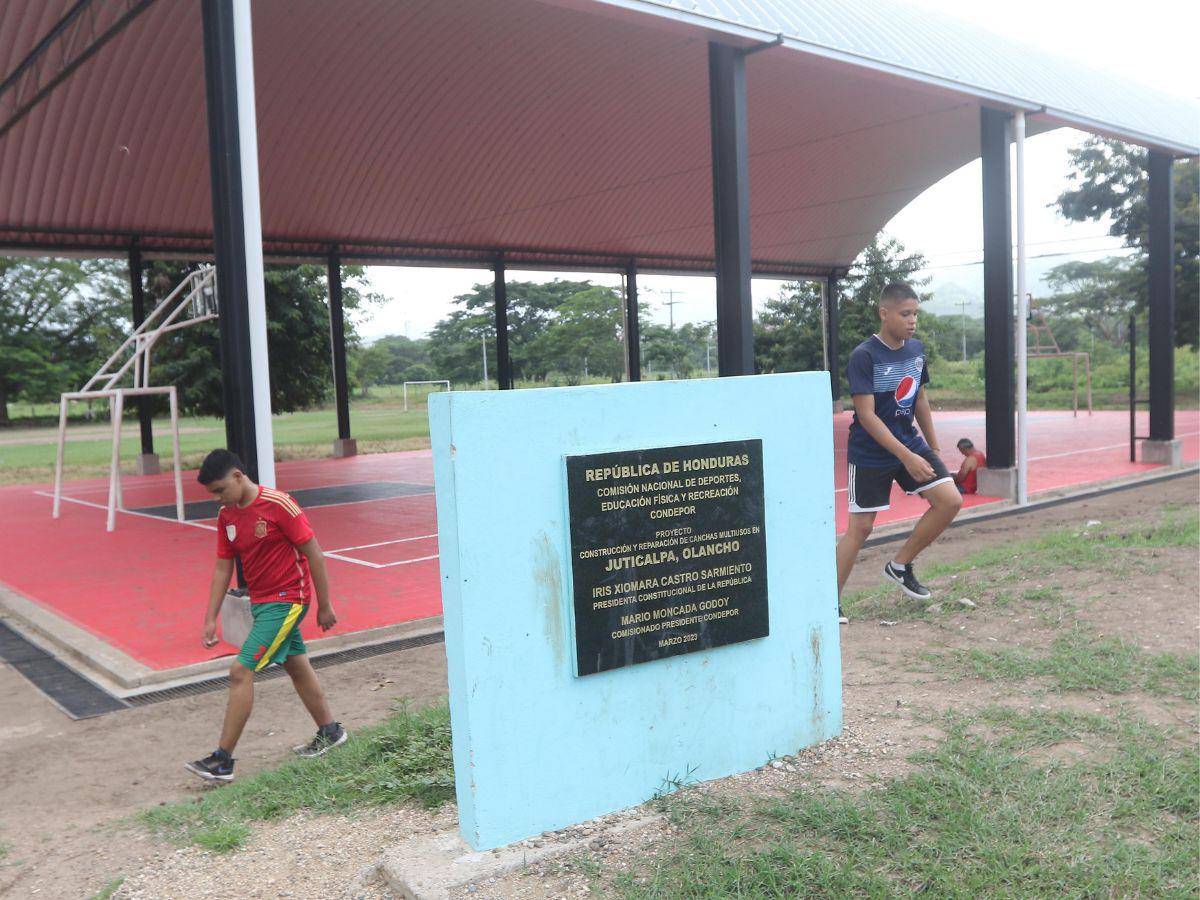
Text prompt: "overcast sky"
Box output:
[[355, 0, 1199, 341]]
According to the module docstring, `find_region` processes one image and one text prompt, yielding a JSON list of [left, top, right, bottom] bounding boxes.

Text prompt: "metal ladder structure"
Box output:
[[53, 267, 219, 531], [1026, 294, 1092, 417]]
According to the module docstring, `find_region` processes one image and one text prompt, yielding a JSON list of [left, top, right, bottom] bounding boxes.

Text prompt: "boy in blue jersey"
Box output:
[[836, 282, 962, 621]]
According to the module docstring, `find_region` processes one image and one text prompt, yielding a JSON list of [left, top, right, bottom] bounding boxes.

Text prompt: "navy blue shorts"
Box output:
[[847, 447, 952, 514]]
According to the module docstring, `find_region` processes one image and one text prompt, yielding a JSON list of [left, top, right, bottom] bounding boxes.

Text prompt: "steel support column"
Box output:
[[825, 275, 840, 400], [624, 262, 641, 382], [980, 107, 1015, 469], [1147, 151, 1175, 441], [201, 0, 274, 485], [128, 246, 154, 455], [708, 43, 753, 377], [327, 251, 351, 441], [493, 257, 513, 390]]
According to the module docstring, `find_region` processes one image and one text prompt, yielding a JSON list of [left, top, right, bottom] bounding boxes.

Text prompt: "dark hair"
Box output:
[[957, 438, 974, 450], [879, 282, 919, 305], [198, 448, 245, 485]]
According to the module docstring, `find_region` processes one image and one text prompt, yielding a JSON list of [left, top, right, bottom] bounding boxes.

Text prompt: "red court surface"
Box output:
[[0, 410, 1195, 672]]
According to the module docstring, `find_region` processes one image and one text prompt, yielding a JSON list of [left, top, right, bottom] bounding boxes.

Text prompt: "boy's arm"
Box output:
[[296, 537, 338, 631], [913, 387, 940, 454], [203, 558, 235, 648], [852, 393, 935, 481]]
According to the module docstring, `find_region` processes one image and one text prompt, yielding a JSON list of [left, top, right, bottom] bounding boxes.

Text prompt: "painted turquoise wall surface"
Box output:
[[429, 373, 841, 850]]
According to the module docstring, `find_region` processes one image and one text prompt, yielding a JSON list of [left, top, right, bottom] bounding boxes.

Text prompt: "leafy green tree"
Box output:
[[1040, 257, 1139, 346], [1056, 138, 1198, 347], [146, 262, 380, 415], [425, 279, 598, 383], [642, 322, 699, 378], [0, 257, 127, 423], [835, 237, 931, 366], [754, 281, 824, 374], [362, 335, 432, 384], [350, 342, 391, 397], [527, 285, 624, 382]]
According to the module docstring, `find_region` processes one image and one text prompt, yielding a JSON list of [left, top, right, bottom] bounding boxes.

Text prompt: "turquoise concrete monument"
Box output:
[[429, 373, 841, 850]]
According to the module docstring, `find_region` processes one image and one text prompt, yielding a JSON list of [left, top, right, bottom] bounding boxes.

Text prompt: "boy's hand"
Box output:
[[203, 617, 219, 648], [903, 450, 935, 483], [317, 603, 338, 631]]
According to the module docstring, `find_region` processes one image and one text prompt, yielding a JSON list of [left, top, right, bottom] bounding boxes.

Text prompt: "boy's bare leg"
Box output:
[[892, 482, 962, 566], [837, 511, 878, 595], [218, 662, 255, 753], [283, 654, 334, 728]]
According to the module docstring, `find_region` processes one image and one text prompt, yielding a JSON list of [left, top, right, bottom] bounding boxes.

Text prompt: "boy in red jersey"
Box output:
[[185, 449, 346, 783], [953, 438, 987, 495]]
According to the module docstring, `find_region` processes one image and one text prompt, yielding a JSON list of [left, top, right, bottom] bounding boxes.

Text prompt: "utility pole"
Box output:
[[481, 333, 489, 389], [956, 298, 969, 362], [660, 288, 681, 329]]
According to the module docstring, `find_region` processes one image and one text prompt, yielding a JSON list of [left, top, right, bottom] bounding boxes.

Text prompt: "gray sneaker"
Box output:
[[883, 561, 932, 601], [293, 723, 348, 758]]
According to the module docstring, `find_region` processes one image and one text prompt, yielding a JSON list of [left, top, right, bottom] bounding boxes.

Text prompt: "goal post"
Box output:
[[53, 386, 185, 532], [403, 380, 451, 412]]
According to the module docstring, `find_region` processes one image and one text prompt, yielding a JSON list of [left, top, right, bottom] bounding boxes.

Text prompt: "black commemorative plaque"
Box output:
[[566, 439, 768, 676]]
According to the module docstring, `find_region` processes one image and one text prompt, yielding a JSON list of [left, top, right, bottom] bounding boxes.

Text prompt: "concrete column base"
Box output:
[[332, 437, 358, 458], [1140, 438, 1182, 466], [977, 466, 1016, 501], [134, 453, 161, 476]]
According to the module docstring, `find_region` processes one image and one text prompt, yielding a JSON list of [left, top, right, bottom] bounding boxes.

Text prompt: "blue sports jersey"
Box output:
[[845, 335, 930, 466]]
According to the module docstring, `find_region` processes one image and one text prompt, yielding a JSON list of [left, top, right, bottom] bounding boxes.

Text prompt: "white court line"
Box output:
[[1028, 431, 1199, 463], [34, 491, 217, 531], [323, 551, 384, 569], [326, 533, 437, 554], [377, 554, 440, 568]]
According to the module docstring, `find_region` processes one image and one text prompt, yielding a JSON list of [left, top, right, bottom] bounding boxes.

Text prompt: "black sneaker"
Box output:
[[293, 723, 348, 758], [185, 749, 234, 783], [838, 607, 849, 625], [883, 562, 932, 601]]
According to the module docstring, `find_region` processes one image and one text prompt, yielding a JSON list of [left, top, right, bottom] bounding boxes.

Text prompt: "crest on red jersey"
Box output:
[[225, 524, 237, 542], [254, 519, 268, 539]]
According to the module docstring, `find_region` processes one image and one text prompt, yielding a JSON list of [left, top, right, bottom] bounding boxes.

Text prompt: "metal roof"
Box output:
[[0, 0, 1195, 275], [605, 0, 1199, 155]]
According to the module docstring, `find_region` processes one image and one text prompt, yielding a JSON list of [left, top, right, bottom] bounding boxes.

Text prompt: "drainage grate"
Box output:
[[125, 629, 445, 706], [0, 621, 130, 719]]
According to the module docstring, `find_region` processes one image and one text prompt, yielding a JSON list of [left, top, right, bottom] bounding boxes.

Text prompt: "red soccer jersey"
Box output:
[[960, 449, 987, 494], [216, 487, 316, 604]]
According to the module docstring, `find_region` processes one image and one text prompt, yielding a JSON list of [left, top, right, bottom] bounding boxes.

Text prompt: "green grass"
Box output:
[[924, 627, 1199, 699], [842, 508, 1199, 623], [89, 877, 125, 900], [140, 702, 453, 852], [617, 710, 1198, 898]]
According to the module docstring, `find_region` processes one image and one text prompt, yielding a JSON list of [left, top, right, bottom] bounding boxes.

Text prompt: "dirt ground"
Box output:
[[0, 475, 1195, 899]]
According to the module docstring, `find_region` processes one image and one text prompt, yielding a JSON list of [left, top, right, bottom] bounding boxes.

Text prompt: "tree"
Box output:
[[147, 262, 380, 415], [1040, 257, 1140, 346], [836, 237, 931, 363], [754, 281, 824, 374], [0, 257, 127, 423], [527, 286, 624, 382], [362, 335, 432, 384], [642, 322, 701, 378], [1056, 138, 1198, 347], [349, 342, 391, 397]]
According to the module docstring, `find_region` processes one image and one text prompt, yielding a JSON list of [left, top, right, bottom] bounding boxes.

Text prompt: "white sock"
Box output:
[[891, 560, 909, 570]]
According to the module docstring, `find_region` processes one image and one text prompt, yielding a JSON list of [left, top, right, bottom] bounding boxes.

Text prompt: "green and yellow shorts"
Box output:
[[237, 602, 308, 672]]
